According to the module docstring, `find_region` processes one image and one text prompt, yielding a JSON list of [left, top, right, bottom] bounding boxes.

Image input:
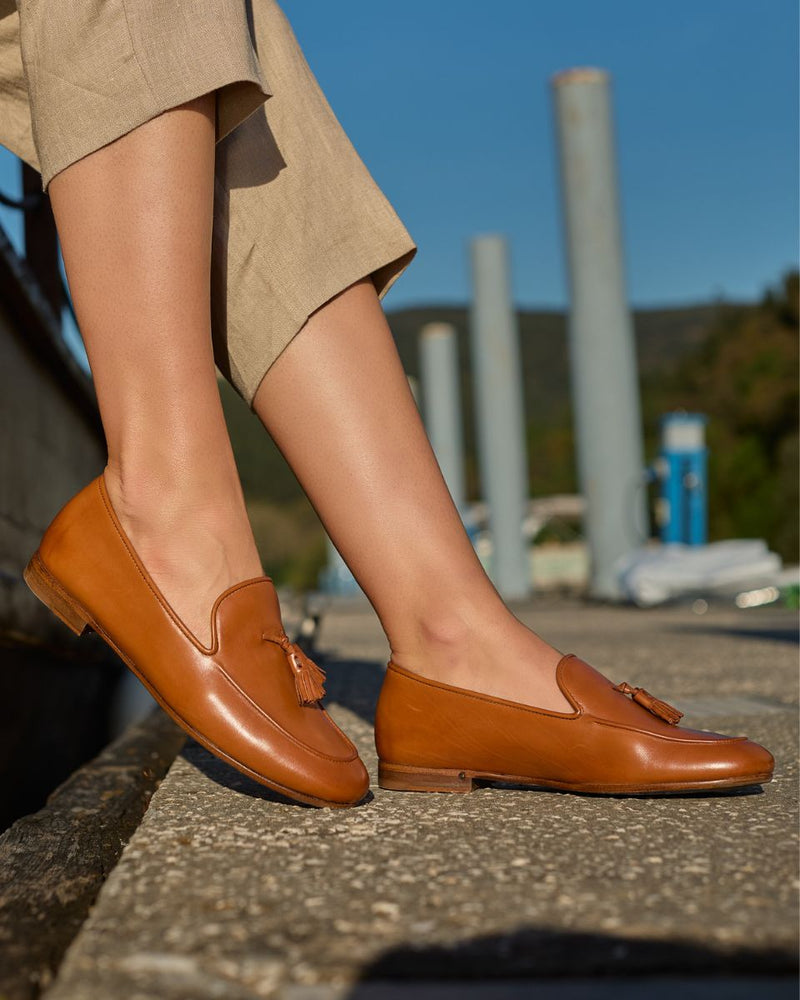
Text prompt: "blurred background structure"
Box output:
[[551, 67, 650, 600], [0, 0, 797, 821]]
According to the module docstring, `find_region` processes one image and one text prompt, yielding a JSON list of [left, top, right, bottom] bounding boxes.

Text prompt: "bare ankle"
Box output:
[[386, 597, 571, 713], [101, 461, 263, 645], [101, 462, 262, 578], [104, 461, 245, 528], [388, 596, 509, 673]]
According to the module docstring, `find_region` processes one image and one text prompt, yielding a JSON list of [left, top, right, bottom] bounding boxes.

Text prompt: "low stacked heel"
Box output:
[[378, 761, 477, 793], [24, 553, 94, 637]]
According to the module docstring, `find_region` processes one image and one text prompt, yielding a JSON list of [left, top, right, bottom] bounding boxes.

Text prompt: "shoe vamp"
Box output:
[[425, 709, 748, 785], [560, 655, 740, 741], [212, 640, 354, 760]]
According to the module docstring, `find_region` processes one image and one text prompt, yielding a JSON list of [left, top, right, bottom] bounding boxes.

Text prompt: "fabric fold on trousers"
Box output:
[[0, 0, 417, 405]]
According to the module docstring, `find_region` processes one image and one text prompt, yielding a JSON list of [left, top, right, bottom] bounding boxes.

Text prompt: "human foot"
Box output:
[[26, 475, 369, 807], [103, 465, 263, 647], [387, 599, 573, 714], [375, 653, 774, 795]]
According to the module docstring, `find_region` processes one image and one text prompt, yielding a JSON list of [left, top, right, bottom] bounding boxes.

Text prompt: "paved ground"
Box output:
[[42, 597, 798, 999], [0, 709, 184, 1000]]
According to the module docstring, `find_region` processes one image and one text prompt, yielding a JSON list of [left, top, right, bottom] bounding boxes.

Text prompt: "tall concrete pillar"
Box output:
[[419, 323, 466, 514], [468, 235, 530, 599], [551, 67, 650, 600], [322, 536, 361, 597]]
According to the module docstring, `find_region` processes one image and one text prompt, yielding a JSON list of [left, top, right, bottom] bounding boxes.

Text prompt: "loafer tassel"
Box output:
[[612, 682, 683, 725], [263, 631, 327, 705]]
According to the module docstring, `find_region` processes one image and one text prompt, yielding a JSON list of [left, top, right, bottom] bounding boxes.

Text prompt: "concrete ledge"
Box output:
[[35, 601, 797, 999], [0, 635, 125, 829], [284, 981, 798, 1000], [0, 220, 104, 641], [0, 707, 185, 1000]]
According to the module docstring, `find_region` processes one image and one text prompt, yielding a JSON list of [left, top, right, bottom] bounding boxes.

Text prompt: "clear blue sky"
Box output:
[[1, 0, 797, 312]]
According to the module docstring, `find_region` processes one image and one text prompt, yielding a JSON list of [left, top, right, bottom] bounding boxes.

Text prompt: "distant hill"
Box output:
[[222, 299, 728, 507], [639, 271, 798, 561], [389, 299, 722, 426], [221, 276, 798, 580], [387, 300, 726, 497]]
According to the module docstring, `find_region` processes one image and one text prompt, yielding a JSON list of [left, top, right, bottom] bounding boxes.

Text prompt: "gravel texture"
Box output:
[[41, 599, 799, 999]]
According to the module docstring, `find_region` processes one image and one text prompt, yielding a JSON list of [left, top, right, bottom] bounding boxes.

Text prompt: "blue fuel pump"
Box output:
[[650, 412, 708, 545]]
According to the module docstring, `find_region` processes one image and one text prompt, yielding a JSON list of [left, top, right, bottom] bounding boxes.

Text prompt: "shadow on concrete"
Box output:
[[0, 708, 184, 1000], [322, 655, 385, 727], [664, 623, 799, 646], [180, 737, 375, 810], [0, 636, 123, 831], [342, 926, 797, 994]]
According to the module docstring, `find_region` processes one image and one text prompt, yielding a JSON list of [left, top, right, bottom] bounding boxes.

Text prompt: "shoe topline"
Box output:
[[25, 474, 369, 808]]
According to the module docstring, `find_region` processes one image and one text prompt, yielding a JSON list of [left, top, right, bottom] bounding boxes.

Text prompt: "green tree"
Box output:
[[646, 269, 799, 560]]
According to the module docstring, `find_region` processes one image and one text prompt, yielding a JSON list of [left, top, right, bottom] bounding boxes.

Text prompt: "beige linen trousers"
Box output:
[[0, 0, 417, 405]]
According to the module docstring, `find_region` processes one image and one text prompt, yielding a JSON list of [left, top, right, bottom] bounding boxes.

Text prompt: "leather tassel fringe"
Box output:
[[613, 681, 683, 725], [263, 631, 327, 705], [287, 646, 327, 705]]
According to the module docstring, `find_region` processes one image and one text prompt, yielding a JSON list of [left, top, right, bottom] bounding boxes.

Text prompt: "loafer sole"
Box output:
[[378, 760, 773, 796]]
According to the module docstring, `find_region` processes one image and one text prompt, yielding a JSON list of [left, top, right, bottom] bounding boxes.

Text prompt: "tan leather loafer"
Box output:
[[375, 656, 774, 795], [25, 475, 369, 808]]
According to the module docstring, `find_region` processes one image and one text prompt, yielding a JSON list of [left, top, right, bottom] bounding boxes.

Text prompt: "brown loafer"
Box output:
[[24, 475, 369, 808], [375, 656, 774, 795]]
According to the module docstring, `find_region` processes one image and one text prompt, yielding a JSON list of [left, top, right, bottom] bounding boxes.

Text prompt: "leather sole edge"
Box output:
[[378, 760, 774, 796]]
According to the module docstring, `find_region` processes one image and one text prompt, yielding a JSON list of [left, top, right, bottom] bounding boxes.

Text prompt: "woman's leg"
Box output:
[[47, 94, 262, 646], [253, 276, 571, 713]]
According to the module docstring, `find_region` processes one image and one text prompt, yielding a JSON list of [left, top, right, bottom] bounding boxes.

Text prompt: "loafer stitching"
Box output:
[[37, 532, 359, 766], [590, 717, 747, 745], [97, 477, 212, 652], [386, 660, 580, 719]]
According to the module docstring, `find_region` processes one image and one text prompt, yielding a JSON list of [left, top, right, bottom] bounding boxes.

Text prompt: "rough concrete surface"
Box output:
[[0, 707, 185, 1000], [0, 221, 104, 642], [41, 599, 798, 999]]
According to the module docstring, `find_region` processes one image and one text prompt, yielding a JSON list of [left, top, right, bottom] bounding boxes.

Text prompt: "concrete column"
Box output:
[[468, 235, 530, 599], [551, 67, 650, 600], [321, 536, 361, 597], [419, 323, 466, 514]]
